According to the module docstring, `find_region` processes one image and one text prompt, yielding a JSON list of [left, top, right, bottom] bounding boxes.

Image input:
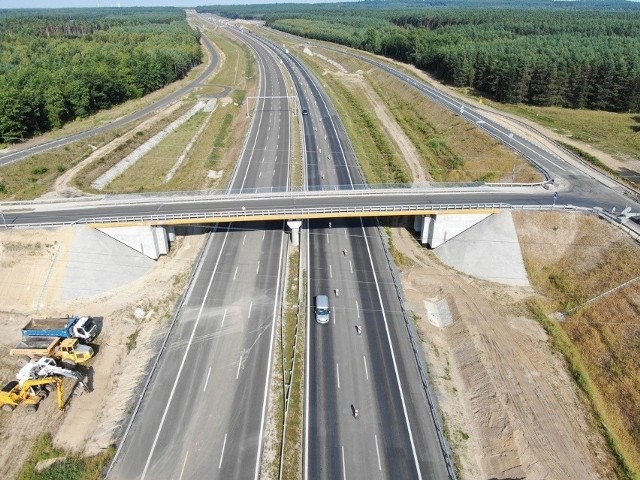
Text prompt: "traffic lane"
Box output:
[[109, 222, 271, 478], [308, 219, 342, 480], [219, 228, 286, 479], [347, 221, 422, 479], [141, 224, 278, 480], [329, 225, 397, 480], [108, 224, 242, 479], [5, 190, 580, 226], [360, 218, 450, 478], [249, 97, 290, 190]]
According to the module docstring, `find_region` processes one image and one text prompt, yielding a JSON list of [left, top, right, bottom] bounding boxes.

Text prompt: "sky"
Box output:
[[0, 0, 341, 7]]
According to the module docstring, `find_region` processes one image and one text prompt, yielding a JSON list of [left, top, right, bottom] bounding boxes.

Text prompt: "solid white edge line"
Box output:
[[236, 354, 243, 379], [204, 366, 212, 392], [336, 363, 340, 389], [363, 356, 368, 380], [221, 308, 227, 328], [253, 229, 287, 479], [219, 433, 227, 469], [304, 220, 310, 480], [140, 228, 231, 480], [360, 218, 423, 480], [179, 450, 189, 480], [341, 445, 346, 480], [374, 435, 381, 471]]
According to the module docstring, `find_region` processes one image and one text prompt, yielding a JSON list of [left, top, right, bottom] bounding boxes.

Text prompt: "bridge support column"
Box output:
[[287, 220, 302, 246]]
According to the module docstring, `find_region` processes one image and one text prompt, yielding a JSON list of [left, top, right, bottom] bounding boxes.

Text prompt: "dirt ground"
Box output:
[[0, 228, 205, 479], [392, 220, 616, 479]]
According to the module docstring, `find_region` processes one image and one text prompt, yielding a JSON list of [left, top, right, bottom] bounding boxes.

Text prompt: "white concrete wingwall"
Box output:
[[413, 211, 530, 287], [415, 213, 492, 248], [97, 226, 169, 260]]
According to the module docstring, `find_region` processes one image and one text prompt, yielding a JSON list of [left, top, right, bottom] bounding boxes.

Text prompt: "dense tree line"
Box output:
[[199, 2, 640, 113], [0, 8, 202, 143]]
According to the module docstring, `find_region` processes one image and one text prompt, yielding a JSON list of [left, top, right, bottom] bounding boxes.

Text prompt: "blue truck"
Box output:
[[21, 316, 98, 342]]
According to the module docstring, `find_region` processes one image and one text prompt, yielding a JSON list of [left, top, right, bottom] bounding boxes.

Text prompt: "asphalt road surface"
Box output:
[[108, 21, 293, 480]]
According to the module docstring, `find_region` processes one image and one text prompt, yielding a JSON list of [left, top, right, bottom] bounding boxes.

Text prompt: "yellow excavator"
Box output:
[[0, 376, 63, 413]]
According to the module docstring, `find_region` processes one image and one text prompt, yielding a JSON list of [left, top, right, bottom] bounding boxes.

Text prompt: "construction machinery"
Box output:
[[22, 315, 98, 342], [0, 376, 63, 413], [16, 357, 89, 394], [9, 337, 94, 365]]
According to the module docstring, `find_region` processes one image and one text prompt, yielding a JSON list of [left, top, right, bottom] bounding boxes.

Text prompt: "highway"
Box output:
[[1, 186, 634, 228], [108, 22, 293, 480], [272, 32, 452, 476], [1, 13, 638, 480]]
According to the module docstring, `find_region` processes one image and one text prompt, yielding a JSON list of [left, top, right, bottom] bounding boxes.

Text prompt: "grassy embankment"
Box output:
[[261, 28, 538, 185], [470, 96, 640, 189], [263, 247, 304, 479], [516, 212, 640, 480], [15, 434, 114, 480], [0, 50, 209, 201], [89, 28, 257, 193]]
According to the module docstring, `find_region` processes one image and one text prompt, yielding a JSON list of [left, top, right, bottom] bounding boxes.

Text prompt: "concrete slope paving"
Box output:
[[435, 211, 530, 287]]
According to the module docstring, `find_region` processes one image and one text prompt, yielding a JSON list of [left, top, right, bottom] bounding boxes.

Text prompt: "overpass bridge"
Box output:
[[5, 183, 634, 259]]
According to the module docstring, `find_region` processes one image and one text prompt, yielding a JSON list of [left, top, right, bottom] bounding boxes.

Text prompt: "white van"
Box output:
[[315, 295, 330, 324]]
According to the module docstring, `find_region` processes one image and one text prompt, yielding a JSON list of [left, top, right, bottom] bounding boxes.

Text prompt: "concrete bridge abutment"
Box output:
[[97, 225, 170, 260]]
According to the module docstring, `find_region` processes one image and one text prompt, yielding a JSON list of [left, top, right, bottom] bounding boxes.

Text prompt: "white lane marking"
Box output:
[[233, 266, 238, 281], [329, 264, 332, 278], [248, 301, 253, 318], [333, 306, 336, 325], [204, 366, 212, 392], [363, 356, 369, 380], [326, 232, 329, 243], [218, 433, 227, 468], [374, 435, 382, 470], [356, 300, 360, 318], [336, 363, 340, 389], [258, 171, 262, 178], [243, 234, 247, 245], [256, 261, 260, 274], [179, 451, 189, 480], [221, 308, 227, 328], [360, 218, 423, 479], [236, 354, 243, 379], [349, 260, 353, 273], [341, 445, 346, 480], [140, 227, 231, 480], [262, 231, 265, 240], [253, 231, 286, 479]]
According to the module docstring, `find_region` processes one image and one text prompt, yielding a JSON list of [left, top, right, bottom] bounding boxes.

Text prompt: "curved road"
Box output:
[[108, 21, 293, 480], [0, 25, 221, 168]]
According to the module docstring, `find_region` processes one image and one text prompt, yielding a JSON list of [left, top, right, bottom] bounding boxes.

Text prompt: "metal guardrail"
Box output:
[[374, 222, 458, 480], [7, 203, 584, 230], [81, 203, 509, 225]]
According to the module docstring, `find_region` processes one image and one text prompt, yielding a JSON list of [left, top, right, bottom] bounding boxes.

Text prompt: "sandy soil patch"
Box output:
[[0, 227, 205, 479], [392, 224, 614, 479]]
